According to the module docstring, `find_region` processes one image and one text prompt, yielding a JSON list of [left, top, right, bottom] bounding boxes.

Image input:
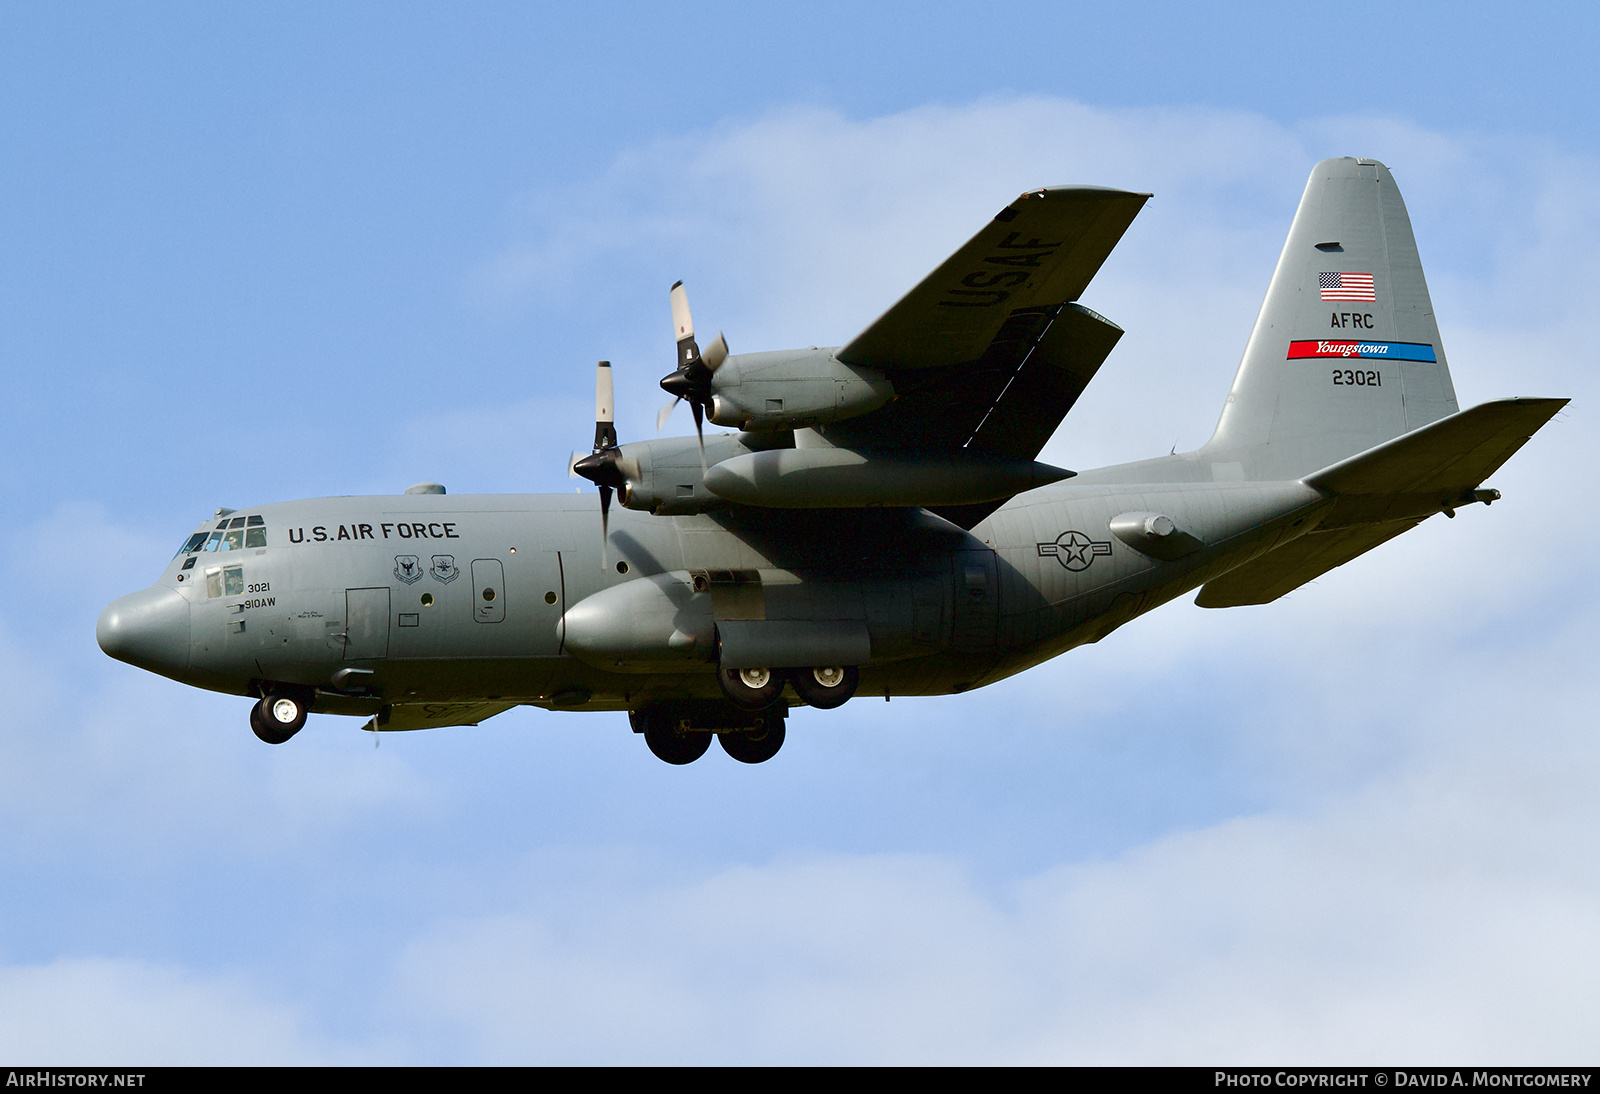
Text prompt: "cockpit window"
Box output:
[[205, 564, 244, 599], [182, 516, 268, 557]]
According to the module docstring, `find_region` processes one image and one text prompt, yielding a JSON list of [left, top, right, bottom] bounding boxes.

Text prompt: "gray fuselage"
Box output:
[[102, 468, 1326, 721]]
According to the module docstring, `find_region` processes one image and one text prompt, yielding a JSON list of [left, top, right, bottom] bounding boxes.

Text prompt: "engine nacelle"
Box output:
[[702, 447, 1073, 509], [707, 348, 895, 431], [612, 432, 793, 515]]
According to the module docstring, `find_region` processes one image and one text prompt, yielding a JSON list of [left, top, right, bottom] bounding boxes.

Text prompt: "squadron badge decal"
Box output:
[[430, 555, 459, 583], [1037, 530, 1113, 572], [394, 555, 423, 584]]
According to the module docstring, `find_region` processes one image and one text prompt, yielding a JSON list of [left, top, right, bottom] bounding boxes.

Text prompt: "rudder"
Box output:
[[1202, 158, 1459, 481]]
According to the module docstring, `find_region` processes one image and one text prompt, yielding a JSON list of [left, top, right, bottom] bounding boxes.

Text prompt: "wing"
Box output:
[[820, 186, 1148, 527], [838, 186, 1150, 370]]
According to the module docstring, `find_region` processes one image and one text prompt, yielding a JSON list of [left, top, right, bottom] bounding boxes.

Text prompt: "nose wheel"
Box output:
[[249, 692, 309, 744]]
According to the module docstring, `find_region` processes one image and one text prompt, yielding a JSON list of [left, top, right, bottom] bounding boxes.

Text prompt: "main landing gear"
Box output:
[[630, 703, 788, 765], [249, 687, 312, 744], [717, 665, 860, 711]]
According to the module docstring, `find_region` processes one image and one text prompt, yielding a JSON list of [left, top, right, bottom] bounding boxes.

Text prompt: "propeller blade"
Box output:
[[702, 332, 728, 372], [568, 450, 581, 478], [670, 281, 700, 373], [657, 397, 680, 432], [593, 360, 617, 452], [569, 359, 625, 569], [690, 397, 706, 468]]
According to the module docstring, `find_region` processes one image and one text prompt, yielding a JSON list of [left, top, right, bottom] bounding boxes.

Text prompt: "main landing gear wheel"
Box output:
[[250, 693, 308, 744], [637, 712, 712, 765], [789, 665, 859, 710], [717, 665, 785, 711], [718, 724, 786, 764]]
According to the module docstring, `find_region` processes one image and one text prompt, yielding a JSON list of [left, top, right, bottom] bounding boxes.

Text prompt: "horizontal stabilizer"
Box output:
[[838, 186, 1148, 370], [363, 701, 518, 733], [1307, 396, 1566, 525], [1197, 396, 1565, 607], [1195, 519, 1421, 607]]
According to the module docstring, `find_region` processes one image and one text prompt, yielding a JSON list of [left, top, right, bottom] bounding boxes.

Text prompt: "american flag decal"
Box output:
[[1319, 271, 1376, 301]]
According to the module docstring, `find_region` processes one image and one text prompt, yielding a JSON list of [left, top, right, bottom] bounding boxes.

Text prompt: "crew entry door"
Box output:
[[344, 588, 390, 659]]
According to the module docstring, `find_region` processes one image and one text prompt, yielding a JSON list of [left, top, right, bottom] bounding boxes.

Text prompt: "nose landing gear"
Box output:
[[249, 689, 311, 744]]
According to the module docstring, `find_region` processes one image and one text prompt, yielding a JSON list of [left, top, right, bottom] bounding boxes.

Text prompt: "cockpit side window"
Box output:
[[205, 564, 244, 599], [186, 515, 268, 556]]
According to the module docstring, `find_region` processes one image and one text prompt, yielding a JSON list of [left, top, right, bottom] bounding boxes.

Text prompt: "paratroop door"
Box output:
[[345, 587, 390, 659]]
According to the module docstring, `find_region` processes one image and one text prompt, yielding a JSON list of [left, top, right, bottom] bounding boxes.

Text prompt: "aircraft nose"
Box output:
[[97, 585, 191, 675]]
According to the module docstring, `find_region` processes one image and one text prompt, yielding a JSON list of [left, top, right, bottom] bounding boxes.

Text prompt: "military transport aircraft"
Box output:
[[97, 158, 1566, 764]]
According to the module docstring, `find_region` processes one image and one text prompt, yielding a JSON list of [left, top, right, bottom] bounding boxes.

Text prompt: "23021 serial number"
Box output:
[[1332, 369, 1381, 386]]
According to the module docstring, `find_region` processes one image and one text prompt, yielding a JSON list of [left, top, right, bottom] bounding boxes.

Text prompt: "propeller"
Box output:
[[658, 280, 728, 453], [570, 360, 626, 562]]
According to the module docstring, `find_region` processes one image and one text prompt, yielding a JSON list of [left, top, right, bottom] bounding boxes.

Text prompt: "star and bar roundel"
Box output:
[[1037, 530, 1113, 572]]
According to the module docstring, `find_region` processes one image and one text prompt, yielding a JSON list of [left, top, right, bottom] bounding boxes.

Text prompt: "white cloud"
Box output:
[[0, 957, 375, 1065]]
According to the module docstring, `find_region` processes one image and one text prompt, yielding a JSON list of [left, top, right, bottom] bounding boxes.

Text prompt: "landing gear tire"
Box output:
[[639, 713, 712, 765], [719, 724, 786, 764], [790, 665, 859, 710], [250, 692, 308, 744], [717, 665, 786, 711]]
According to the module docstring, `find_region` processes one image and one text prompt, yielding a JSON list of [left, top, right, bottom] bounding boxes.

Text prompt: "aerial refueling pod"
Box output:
[[702, 447, 1073, 509], [704, 349, 896, 431]]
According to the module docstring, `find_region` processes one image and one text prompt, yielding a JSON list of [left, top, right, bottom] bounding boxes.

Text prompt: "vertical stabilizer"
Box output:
[[1203, 158, 1458, 481]]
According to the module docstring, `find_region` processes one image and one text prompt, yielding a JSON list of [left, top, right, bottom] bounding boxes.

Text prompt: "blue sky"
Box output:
[[2, 2, 1597, 1063]]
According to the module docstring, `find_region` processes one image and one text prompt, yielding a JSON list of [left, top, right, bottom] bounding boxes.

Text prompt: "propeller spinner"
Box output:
[[658, 280, 728, 448]]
